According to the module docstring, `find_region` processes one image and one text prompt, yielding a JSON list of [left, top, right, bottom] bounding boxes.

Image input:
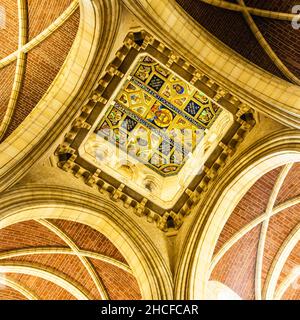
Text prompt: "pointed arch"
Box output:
[[0, 183, 174, 300], [174, 130, 300, 299]]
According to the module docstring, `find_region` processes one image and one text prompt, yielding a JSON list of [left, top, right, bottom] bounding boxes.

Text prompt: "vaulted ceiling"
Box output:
[[0, 0, 79, 141], [176, 0, 300, 84], [0, 0, 299, 301], [211, 162, 300, 300], [0, 219, 141, 300]]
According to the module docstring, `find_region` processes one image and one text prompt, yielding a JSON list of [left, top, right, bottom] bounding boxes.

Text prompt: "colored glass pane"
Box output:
[[95, 55, 221, 176]]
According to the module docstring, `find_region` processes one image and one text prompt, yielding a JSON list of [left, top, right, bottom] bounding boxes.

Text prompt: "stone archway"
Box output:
[[175, 130, 300, 299], [0, 184, 174, 300], [0, 0, 121, 192]]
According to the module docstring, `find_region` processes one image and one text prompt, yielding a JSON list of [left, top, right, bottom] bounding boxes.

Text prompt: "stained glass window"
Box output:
[[95, 55, 221, 176]]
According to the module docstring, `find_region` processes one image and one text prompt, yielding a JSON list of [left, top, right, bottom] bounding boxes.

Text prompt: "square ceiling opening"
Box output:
[[79, 53, 233, 209]]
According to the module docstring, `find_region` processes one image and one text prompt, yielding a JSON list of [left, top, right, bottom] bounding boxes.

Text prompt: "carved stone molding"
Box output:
[[55, 30, 256, 232]]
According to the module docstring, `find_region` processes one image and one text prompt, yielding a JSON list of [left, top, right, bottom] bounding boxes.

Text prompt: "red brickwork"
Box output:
[[282, 287, 300, 300], [211, 164, 300, 300], [175, 0, 289, 80], [6, 273, 76, 300], [3, 8, 80, 139], [244, 0, 299, 12], [211, 225, 261, 300], [0, 285, 27, 300], [214, 167, 281, 254], [27, 0, 73, 40], [0, 62, 16, 124], [262, 204, 300, 289], [0, 220, 66, 250], [278, 242, 300, 289], [276, 162, 300, 205], [0, 219, 142, 300], [0, 0, 18, 58], [3, 254, 100, 300], [254, 18, 300, 79], [280, 241, 300, 300], [49, 219, 128, 264], [91, 259, 142, 300]]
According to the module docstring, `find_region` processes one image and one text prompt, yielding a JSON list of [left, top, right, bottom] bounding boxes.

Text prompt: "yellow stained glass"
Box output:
[[95, 55, 221, 176]]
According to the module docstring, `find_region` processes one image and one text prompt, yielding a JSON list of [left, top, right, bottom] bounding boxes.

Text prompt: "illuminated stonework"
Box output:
[[79, 54, 233, 208], [57, 31, 255, 227]]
